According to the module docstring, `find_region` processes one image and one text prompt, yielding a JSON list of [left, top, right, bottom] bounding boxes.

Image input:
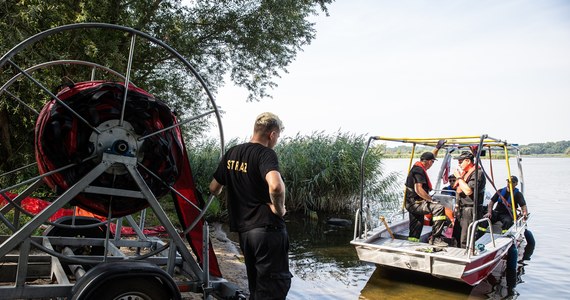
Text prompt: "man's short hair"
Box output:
[[254, 112, 284, 134]]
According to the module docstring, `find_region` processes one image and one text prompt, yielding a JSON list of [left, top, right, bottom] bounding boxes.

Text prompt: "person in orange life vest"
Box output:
[[453, 151, 486, 249], [404, 139, 448, 247]]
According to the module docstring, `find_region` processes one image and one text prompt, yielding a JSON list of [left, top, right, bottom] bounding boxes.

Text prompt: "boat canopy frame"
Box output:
[[357, 134, 524, 238]]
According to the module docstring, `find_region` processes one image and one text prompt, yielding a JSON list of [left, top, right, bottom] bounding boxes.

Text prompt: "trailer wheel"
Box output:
[[72, 261, 181, 300], [87, 277, 170, 300]]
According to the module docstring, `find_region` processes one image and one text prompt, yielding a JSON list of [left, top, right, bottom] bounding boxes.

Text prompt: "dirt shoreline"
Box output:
[[209, 222, 248, 290], [183, 222, 249, 299]]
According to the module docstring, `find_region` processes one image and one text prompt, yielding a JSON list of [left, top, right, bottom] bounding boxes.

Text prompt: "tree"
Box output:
[[519, 141, 570, 155], [0, 0, 333, 182], [1, 0, 332, 100]]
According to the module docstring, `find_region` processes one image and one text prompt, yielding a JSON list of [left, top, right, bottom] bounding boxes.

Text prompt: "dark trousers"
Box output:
[[457, 206, 484, 248], [406, 200, 446, 240], [485, 211, 519, 233], [458, 206, 474, 248], [239, 226, 292, 300], [493, 212, 515, 231]]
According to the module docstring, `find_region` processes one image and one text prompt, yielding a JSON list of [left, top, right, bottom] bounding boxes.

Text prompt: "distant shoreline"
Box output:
[[382, 154, 569, 159]]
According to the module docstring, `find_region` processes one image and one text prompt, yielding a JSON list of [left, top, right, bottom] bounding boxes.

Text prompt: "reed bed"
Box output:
[[188, 132, 401, 219]]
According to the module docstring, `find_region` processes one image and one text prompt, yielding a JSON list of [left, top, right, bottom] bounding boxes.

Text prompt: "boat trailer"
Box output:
[[0, 23, 244, 299]]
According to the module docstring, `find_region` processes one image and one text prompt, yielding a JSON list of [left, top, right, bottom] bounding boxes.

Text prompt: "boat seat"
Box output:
[[394, 225, 432, 243]]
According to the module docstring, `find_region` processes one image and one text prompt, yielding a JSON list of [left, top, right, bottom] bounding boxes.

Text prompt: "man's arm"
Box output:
[[432, 139, 446, 157], [484, 197, 497, 218], [517, 192, 528, 219], [483, 199, 496, 218], [454, 177, 473, 195], [209, 178, 223, 196], [414, 183, 435, 202], [266, 170, 286, 217], [520, 205, 528, 218]]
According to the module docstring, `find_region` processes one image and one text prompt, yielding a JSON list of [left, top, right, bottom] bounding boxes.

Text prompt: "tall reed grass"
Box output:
[[188, 132, 401, 219], [186, 138, 239, 220], [275, 132, 400, 214]]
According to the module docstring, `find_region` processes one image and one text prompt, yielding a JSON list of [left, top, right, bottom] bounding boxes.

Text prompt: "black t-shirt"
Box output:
[[457, 169, 486, 206], [491, 187, 526, 215], [405, 165, 430, 203], [213, 142, 285, 232]]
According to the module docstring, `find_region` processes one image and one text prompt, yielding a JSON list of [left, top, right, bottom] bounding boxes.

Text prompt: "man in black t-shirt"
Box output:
[[405, 139, 447, 247], [210, 112, 291, 300], [484, 176, 528, 231]]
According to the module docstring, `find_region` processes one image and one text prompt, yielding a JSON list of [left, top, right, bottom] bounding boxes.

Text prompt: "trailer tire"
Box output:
[[72, 262, 180, 300], [93, 277, 170, 300]]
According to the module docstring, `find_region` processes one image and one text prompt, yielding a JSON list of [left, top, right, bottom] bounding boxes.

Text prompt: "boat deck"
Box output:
[[354, 231, 509, 263], [351, 226, 522, 285]]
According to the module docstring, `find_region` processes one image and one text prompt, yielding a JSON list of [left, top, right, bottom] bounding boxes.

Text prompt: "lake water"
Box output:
[[285, 157, 570, 300]]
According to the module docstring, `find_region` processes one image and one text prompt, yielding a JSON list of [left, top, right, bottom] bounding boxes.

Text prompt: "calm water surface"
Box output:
[[285, 157, 570, 300]]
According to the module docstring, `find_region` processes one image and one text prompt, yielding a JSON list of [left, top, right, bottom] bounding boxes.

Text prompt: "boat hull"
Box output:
[[351, 217, 526, 286]]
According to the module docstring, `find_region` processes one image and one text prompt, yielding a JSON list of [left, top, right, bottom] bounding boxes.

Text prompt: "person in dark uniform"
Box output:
[[405, 139, 448, 247], [209, 112, 292, 300], [453, 151, 486, 249], [484, 176, 528, 231], [484, 176, 535, 261]]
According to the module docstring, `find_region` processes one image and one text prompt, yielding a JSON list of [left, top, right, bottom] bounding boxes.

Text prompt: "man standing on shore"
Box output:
[[209, 112, 292, 300]]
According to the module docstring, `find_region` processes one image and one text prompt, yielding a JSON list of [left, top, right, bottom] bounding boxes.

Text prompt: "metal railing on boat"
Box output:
[[465, 218, 496, 258]]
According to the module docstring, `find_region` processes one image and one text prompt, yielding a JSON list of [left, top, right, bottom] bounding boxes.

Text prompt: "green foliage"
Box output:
[[186, 137, 241, 220], [519, 140, 570, 156], [1, 0, 333, 111], [0, 210, 42, 236], [382, 140, 570, 157], [275, 131, 400, 214], [0, 0, 333, 186], [186, 132, 400, 219]]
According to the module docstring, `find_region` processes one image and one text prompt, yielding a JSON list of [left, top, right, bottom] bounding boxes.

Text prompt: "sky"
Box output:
[[209, 0, 570, 145]]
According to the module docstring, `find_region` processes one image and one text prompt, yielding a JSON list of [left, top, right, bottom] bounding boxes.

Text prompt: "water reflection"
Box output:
[[285, 212, 531, 300], [286, 212, 374, 299], [359, 259, 529, 299]]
